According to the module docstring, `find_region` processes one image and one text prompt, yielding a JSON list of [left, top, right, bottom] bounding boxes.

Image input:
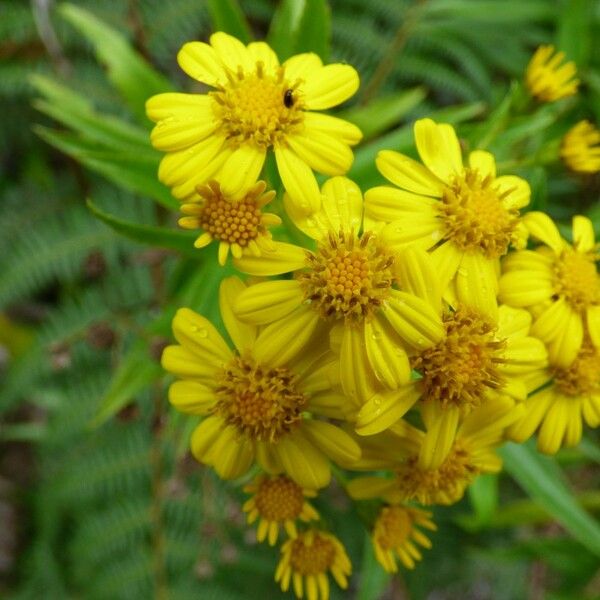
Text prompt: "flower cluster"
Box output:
[[150, 34, 599, 600]]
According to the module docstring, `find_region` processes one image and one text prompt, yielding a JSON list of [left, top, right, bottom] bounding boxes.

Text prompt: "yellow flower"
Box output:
[[525, 45, 579, 103], [146, 32, 362, 214], [347, 410, 505, 506], [275, 529, 351, 600], [560, 120, 600, 174], [499, 213, 600, 367], [371, 504, 436, 572], [243, 473, 319, 545], [162, 276, 360, 489], [233, 176, 444, 405], [178, 180, 281, 264], [364, 118, 530, 320], [356, 304, 546, 468], [508, 340, 600, 454]]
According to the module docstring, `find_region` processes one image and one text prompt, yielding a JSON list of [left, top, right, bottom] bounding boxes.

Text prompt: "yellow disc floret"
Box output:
[[439, 169, 519, 258], [211, 64, 304, 148], [254, 475, 305, 521], [297, 230, 395, 324], [412, 307, 505, 409], [214, 356, 307, 441], [553, 343, 600, 397], [553, 248, 600, 312]]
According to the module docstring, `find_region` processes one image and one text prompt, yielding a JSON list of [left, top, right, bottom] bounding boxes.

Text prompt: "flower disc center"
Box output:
[[289, 533, 336, 575], [215, 357, 307, 441], [374, 506, 412, 550], [553, 248, 600, 311], [439, 169, 519, 257], [255, 475, 305, 521], [297, 231, 395, 324], [553, 343, 600, 396], [211, 64, 304, 148]]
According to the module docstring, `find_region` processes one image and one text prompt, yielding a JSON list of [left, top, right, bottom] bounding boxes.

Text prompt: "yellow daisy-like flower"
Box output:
[[356, 304, 546, 468], [162, 276, 360, 489], [178, 180, 281, 264], [499, 213, 600, 367], [348, 408, 505, 506], [525, 45, 579, 103], [508, 340, 600, 454], [233, 176, 444, 405], [364, 118, 530, 319], [275, 529, 351, 600], [560, 120, 600, 174], [371, 504, 436, 572], [242, 473, 319, 545], [146, 32, 362, 213]]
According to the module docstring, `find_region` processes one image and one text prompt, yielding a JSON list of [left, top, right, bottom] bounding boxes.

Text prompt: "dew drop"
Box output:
[[198, 328, 208, 338]]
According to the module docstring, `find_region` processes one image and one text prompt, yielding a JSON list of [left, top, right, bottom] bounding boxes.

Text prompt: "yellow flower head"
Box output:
[[525, 45, 579, 103], [233, 176, 445, 406], [243, 473, 319, 545], [499, 213, 600, 367], [178, 180, 281, 265], [365, 118, 531, 320], [162, 277, 360, 489], [355, 305, 546, 468], [348, 412, 505, 506], [372, 504, 436, 572], [146, 32, 362, 214], [508, 339, 600, 454], [560, 120, 600, 174], [275, 529, 351, 600]]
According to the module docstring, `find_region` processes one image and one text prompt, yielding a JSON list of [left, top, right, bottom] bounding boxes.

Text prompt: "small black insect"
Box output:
[[283, 89, 294, 108]]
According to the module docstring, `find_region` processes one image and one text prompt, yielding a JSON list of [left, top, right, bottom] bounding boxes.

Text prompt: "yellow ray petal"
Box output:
[[380, 216, 442, 251], [418, 403, 460, 469], [301, 64, 359, 110], [282, 52, 323, 82], [209, 31, 253, 72], [302, 420, 361, 467], [177, 41, 226, 86], [246, 41, 279, 73], [275, 431, 331, 489], [429, 241, 463, 297], [233, 241, 308, 276], [356, 386, 420, 435], [275, 145, 321, 214], [168, 380, 215, 414], [219, 277, 256, 354], [496, 175, 531, 210], [395, 246, 442, 311], [161, 345, 217, 381], [498, 271, 554, 307], [469, 149, 496, 179], [303, 112, 363, 145], [572, 215, 595, 252], [287, 131, 354, 176], [364, 185, 436, 223], [217, 144, 267, 200], [376, 150, 445, 197], [524, 212, 564, 254], [235, 280, 304, 324], [454, 252, 499, 320], [339, 326, 378, 405], [414, 119, 463, 183], [190, 416, 225, 462], [210, 426, 255, 479]]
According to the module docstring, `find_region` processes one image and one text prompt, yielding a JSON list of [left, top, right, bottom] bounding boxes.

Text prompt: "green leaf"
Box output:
[[34, 126, 177, 210], [58, 3, 172, 122], [556, 0, 592, 68], [340, 87, 426, 141], [500, 441, 600, 557], [91, 339, 163, 428], [206, 0, 252, 43], [356, 533, 390, 600], [268, 0, 331, 61], [86, 198, 199, 258], [468, 473, 498, 526]]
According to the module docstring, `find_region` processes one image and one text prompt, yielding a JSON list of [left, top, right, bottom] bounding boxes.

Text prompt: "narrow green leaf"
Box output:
[[556, 0, 592, 68], [500, 441, 600, 557], [468, 473, 499, 526], [58, 3, 172, 122], [86, 198, 198, 257], [340, 87, 426, 141], [91, 340, 163, 427], [268, 0, 331, 61], [356, 533, 390, 600], [206, 0, 252, 43], [34, 126, 176, 210]]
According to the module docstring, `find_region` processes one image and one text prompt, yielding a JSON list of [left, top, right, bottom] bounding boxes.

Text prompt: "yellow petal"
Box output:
[[217, 144, 266, 200], [506, 390, 553, 443], [339, 326, 378, 405], [233, 241, 307, 276], [454, 252, 499, 320], [146, 92, 212, 122], [282, 52, 323, 82], [177, 41, 226, 86], [572, 215, 595, 252], [364, 315, 411, 389], [468, 150, 496, 179], [161, 345, 216, 381], [376, 150, 445, 197], [497, 305, 533, 338], [190, 416, 225, 462], [429, 241, 463, 297], [395, 246, 442, 311], [523, 212, 564, 254], [168, 380, 214, 414], [418, 403, 460, 469], [286, 131, 354, 176], [275, 430, 331, 488], [210, 426, 255, 479], [253, 306, 321, 366], [383, 290, 444, 351], [364, 185, 436, 224], [219, 277, 256, 353], [235, 280, 303, 324], [356, 386, 420, 435], [171, 307, 232, 364], [209, 31, 253, 72], [275, 145, 321, 214], [302, 420, 361, 467], [537, 399, 568, 455], [496, 176, 531, 210], [246, 41, 279, 73], [587, 305, 600, 349], [346, 476, 395, 500], [301, 64, 359, 110], [498, 271, 554, 307], [303, 112, 363, 145], [380, 215, 442, 251], [502, 337, 548, 374], [150, 115, 218, 152], [414, 119, 463, 183]]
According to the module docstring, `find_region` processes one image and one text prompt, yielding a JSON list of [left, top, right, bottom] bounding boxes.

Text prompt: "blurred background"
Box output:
[[1, 1, 599, 598]]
